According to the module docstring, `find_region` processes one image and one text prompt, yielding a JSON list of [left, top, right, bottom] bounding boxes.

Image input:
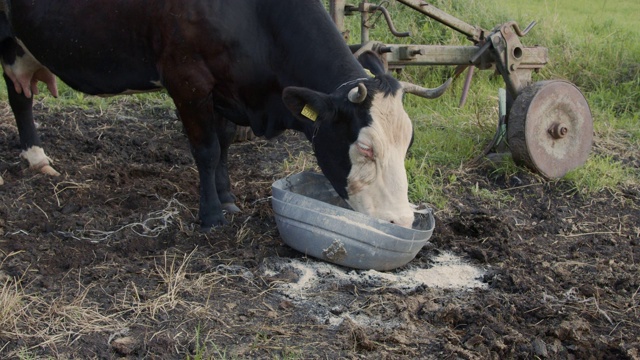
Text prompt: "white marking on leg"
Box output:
[[20, 146, 60, 176]]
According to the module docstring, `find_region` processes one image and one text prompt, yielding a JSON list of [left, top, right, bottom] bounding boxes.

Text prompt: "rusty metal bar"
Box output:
[[370, 5, 411, 38], [360, 2, 372, 42], [395, 0, 486, 43], [380, 44, 548, 67], [330, 0, 349, 40], [327, 0, 548, 97], [459, 65, 475, 107]]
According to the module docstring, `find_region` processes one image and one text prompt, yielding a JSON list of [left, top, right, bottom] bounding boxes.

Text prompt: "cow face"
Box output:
[[283, 74, 415, 228]]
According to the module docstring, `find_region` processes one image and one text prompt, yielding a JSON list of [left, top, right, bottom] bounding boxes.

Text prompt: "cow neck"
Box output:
[[303, 60, 369, 95], [281, 49, 367, 95], [268, 2, 368, 94]]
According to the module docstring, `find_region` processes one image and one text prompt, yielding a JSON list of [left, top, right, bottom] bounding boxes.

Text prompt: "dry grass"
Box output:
[[0, 279, 25, 343], [0, 278, 126, 357], [119, 249, 231, 321], [0, 247, 264, 357], [279, 131, 319, 177]]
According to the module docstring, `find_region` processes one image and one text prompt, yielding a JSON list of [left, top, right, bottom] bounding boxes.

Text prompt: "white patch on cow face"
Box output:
[[345, 91, 415, 228]]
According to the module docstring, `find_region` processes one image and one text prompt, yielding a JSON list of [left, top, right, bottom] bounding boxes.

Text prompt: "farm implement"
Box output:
[[329, 0, 593, 178]]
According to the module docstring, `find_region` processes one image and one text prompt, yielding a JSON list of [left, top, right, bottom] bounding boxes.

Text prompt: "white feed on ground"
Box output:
[[404, 252, 487, 289], [260, 252, 487, 329]]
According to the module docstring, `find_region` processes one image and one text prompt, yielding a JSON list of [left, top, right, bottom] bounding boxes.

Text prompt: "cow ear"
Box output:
[[282, 86, 333, 124], [356, 50, 388, 77]]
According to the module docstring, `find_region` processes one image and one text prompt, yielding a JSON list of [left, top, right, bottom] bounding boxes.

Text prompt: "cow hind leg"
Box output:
[[3, 73, 59, 176]]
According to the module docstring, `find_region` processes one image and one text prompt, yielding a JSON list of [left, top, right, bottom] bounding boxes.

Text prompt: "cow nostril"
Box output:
[[390, 216, 414, 229]]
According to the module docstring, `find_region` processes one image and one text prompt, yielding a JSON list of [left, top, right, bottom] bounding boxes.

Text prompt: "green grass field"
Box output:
[[503, 0, 640, 37]]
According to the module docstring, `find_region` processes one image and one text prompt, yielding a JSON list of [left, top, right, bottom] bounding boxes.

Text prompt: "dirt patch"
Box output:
[[0, 101, 639, 359]]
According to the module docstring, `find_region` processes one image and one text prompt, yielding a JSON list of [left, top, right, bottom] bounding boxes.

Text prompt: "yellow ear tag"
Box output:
[[301, 104, 318, 121], [364, 68, 375, 78]]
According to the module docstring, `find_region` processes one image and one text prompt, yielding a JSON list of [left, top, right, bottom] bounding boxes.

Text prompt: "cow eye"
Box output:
[[357, 142, 374, 159]]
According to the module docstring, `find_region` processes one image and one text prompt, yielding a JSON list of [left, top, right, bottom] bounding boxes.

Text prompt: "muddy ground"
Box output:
[[0, 99, 638, 359]]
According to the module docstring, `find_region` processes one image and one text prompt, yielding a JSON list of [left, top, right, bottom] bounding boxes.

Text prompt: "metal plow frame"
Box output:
[[329, 0, 593, 179]]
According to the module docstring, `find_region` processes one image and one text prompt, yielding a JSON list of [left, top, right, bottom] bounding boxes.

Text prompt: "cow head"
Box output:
[[282, 54, 416, 228]]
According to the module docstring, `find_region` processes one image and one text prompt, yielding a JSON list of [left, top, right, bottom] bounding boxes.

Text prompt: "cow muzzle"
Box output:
[[388, 207, 415, 228], [346, 187, 415, 229]]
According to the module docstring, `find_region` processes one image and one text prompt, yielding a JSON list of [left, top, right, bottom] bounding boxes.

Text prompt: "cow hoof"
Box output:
[[200, 223, 226, 232], [32, 162, 61, 176], [222, 202, 241, 214], [234, 126, 257, 143], [21, 147, 60, 176], [200, 217, 229, 232], [39, 164, 61, 176]]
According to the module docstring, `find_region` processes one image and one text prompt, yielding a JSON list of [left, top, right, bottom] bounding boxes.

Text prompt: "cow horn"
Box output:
[[400, 77, 453, 99], [348, 83, 368, 104]]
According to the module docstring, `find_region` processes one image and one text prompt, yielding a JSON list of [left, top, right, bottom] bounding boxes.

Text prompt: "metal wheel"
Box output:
[[507, 80, 593, 179]]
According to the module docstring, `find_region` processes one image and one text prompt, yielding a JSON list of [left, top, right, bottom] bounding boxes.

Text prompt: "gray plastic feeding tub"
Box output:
[[271, 172, 435, 271]]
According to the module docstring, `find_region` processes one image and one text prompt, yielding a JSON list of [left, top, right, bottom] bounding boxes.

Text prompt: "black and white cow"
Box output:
[[0, 0, 448, 230]]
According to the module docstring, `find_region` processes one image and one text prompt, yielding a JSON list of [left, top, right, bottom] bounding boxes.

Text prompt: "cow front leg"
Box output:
[[3, 73, 59, 176], [190, 132, 227, 231], [173, 97, 228, 230], [217, 121, 240, 213]]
